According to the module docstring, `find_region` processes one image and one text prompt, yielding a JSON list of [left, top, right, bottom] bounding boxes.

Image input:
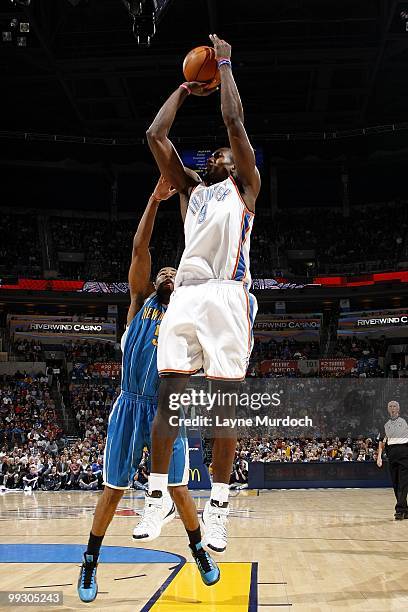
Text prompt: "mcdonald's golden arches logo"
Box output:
[[189, 468, 201, 482]]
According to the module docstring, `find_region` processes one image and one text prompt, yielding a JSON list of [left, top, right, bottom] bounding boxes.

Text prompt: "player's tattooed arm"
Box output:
[[146, 88, 202, 196], [210, 34, 260, 212], [127, 177, 175, 324]]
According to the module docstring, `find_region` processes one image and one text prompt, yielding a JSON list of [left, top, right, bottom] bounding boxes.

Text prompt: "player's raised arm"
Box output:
[[127, 176, 176, 323], [146, 85, 210, 196], [210, 34, 260, 212]]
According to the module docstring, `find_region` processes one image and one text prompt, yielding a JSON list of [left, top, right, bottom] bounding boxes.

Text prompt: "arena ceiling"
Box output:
[[2, 0, 408, 140]]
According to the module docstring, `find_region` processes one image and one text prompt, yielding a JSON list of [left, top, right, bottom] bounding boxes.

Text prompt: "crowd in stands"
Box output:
[[234, 436, 377, 465], [0, 309, 402, 493], [0, 444, 104, 492], [51, 215, 182, 282], [50, 204, 407, 280], [2, 200, 407, 281], [0, 372, 67, 490], [250, 338, 320, 362], [2, 199, 406, 495], [0, 372, 61, 446], [206, 435, 379, 487], [0, 364, 387, 494], [9, 337, 118, 365], [0, 213, 42, 279], [0, 372, 110, 492], [330, 336, 387, 359], [265, 202, 407, 274], [53, 202, 407, 279], [69, 380, 118, 439], [0, 372, 152, 492], [11, 339, 43, 362], [62, 340, 118, 364], [247, 335, 389, 378]]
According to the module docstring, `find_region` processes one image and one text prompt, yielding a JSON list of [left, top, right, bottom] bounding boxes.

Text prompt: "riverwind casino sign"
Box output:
[[254, 314, 321, 341], [338, 308, 408, 338], [8, 314, 116, 342]]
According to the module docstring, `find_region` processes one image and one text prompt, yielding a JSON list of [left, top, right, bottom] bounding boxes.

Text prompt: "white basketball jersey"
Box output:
[[175, 176, 254, 289]]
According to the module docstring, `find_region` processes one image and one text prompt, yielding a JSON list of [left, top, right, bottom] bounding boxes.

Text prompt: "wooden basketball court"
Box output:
[[1, 488, 407, 611]]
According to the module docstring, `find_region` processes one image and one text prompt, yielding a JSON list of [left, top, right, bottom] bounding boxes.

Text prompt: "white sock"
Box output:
[[148, 473, 168, 495], [211, 482, 229, 505]]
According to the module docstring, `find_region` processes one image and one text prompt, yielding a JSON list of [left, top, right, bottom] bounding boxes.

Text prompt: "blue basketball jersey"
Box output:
[[121, 293, 166, 397]]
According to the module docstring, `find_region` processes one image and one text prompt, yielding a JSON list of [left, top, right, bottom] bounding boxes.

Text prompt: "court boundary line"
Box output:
[[139, 554, 186, 611], [249, 562, 258, 611]]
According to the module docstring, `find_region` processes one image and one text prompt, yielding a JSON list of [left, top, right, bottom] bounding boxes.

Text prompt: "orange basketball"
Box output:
[[182, 45, 220, 89]]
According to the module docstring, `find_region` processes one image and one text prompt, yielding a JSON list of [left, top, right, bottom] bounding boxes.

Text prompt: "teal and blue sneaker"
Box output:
[[77, 553, 98, 603], [189, 542, 220, 586]]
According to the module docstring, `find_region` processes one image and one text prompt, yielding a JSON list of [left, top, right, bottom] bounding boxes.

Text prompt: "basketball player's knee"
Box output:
[[159, 374, 190, 407], [169, 485, 189, 507], [102, 485, 124, 506]]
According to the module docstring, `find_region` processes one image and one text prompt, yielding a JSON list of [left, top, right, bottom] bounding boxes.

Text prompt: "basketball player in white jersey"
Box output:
[[143, 34, 260, 555]]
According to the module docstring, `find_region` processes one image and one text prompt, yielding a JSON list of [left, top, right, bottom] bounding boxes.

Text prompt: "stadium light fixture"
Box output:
[[9, 0, 31, 6], [121, 0, 156, 46], [121, 0, 173, 47]]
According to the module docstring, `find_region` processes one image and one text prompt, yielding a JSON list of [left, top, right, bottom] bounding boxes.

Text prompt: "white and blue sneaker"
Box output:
[[77, 553, 98, 603], [190, 542, 220, 586]]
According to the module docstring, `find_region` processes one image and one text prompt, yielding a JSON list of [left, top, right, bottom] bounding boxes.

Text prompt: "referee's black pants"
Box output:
[[387, 443, 408, 513]]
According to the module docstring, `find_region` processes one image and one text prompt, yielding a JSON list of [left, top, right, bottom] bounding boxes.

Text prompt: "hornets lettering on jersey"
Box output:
[[141, 303, 165, 346], [121, 293, 166, 397]]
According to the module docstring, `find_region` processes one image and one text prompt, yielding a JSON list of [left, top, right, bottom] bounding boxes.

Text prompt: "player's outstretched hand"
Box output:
[[209, 34, 231, 60], [376, 456, 383, 468], [185, 81, 219, 97], [152, 176, 177, 201]]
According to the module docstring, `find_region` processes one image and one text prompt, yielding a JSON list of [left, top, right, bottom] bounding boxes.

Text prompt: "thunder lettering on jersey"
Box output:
[[120, 293, 166, 397], [175, 176, 254, 289]]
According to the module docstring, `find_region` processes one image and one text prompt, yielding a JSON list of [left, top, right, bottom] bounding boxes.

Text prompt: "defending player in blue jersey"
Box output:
[[77, 176, 219, 604]]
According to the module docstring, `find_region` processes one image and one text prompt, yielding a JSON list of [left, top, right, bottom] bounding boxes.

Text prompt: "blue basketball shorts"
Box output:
[[103, 390, 189, 489]]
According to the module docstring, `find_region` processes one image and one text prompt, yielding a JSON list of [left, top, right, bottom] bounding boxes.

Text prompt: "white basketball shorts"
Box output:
[[157, 280, 258, 380]]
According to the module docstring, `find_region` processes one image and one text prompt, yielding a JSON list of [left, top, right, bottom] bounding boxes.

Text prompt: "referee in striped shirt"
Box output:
[[377, 400, 408, 520]]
